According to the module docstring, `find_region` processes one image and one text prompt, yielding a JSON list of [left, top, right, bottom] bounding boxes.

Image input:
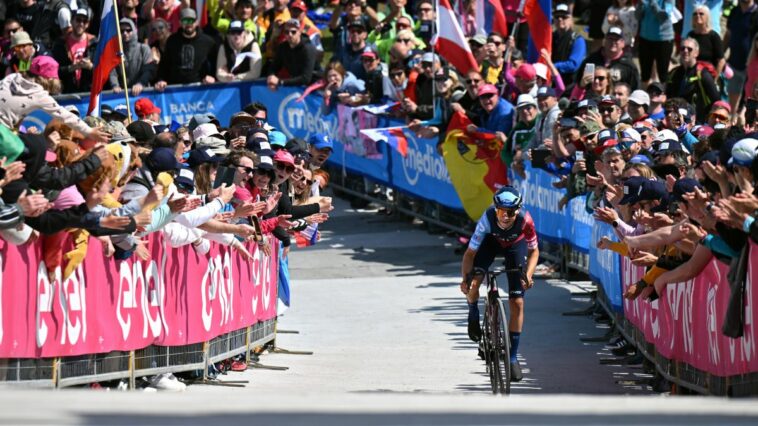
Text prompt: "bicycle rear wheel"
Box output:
[[482, 302, 497, 393], [495, 299, 511, 395]]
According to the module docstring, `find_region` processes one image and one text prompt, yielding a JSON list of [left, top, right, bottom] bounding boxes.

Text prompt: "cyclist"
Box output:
[[460, 186, 539, 382]]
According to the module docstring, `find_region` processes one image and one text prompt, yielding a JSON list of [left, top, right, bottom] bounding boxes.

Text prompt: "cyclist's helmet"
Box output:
[[493, 186, 523, 209]]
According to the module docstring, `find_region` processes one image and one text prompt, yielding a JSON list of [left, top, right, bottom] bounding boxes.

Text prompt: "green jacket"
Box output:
[[500, 117, 538, 166]]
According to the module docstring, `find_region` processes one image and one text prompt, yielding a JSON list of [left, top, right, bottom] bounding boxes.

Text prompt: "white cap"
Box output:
[[192, 123, 220, 141], [607, 26, 623, 38], [516, 94, 537, 109], [628, 90, 650, 106], [655, 129, 679, 143], [730, 138, 758, 167], [619, 128, 641, 143], [533, 63, 548, 81]]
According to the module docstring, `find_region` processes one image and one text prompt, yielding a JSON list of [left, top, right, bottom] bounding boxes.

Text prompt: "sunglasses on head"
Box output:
[[276, 163, 295, 173]]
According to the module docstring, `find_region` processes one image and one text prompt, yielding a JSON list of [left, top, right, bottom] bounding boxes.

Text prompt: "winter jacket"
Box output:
[[109, 18, 156, 89], [0, 73, 92, 135]]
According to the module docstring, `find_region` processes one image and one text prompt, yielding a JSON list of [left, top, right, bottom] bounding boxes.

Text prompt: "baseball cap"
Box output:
[[348, 18, 367, 29], [229, 111, 257, 127], [269, 130, 287, 147], [29, 56, 59, 79], [175, 168, 195, 190], [629, 154, 652, 165], [672, 178, 704, 202], [619, 128, 641, 144], [599, 95, 619, 106], [638, 179, 668, 202], [309, 134, 333, 151], [647, 82, 666, 94], [283, 18, 301, 29], [134, 98, 161, 117], [656, 140, 684, 155], [595, 129, 619, 154], [628, 90, 650, 106], [180, 8, 197, 20], [147, 147, 182, 172], [74, 8, 90, 20], [187, 113, 219, 131], [192, 123, 222, 141], [712, 100, 732, 113], [533, 63, 548, 81], [607, 26, 623, 38], [729, 138, 758, 167], [554, 3, 570, 16], [577, 98, 597, 110], [469, 35, 487, 46], [112, 104, 128, 118], [186, 148, 225, 168], [691, 124, 715, 140], [246, 136, 275, 157], [537, 86, 557, 98], [257, 155, 275, 170], [516, 94, 537, 109], [477, 84, 498, 97], [195, 135, 230, 156], [619, 176, 647, 205], [126, 120, 156, 146], [421, 52, 439, 63], [579, 120, 601, 136], [285, 138, 308, 156], [696, 150, 720, 168], [597, 129, 616, 144], [273, 149, 295, 166], [228, 20, 245, 33], [289, 0, 308, 11], [515, 63, 536, 81], [361, 45, 380, 59]]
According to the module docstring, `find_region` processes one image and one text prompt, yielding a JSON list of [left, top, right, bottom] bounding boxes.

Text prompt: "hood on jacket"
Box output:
[[341, 71, 366, 92], [6, 73, 45, 98], [119, 18, 139, 51]]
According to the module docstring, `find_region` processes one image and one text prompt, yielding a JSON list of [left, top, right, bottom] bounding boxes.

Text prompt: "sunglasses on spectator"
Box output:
[[594, 75, 607, 81], [120, 27, 132, 33], [421, 61, 433, 68], [479, 93, 496, 100], [682, 46, 695, 52], [290, 8, 303, 14], [599, 107, 615, 114], [181, 18, 195, 25], [362, 56, 377, 62], [487, 40, 503, 46], [182, 139, 192, 146], [348, 27, 366, 33], [390, 71, 405, 78], [434, 75, 448, 82], [397, 38, 413, 44], [236, 164, 255, 175], [151, 24, 166, 32], [396, 23, 411, 29], [466, 78, 482, 85], [496, 207, 518, 218], [286, 29, 299, 35], [276, 163, 295, 173], [710, 113, 729, 121], [419, 7, 433, 13]]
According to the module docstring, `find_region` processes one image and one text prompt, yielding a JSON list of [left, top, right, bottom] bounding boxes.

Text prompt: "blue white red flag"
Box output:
[[295, 224, 319, 248], [88, 0, 121, 116], [361, 126, 409, 157], [524, 0, 552, 63], [475, 0, 508, 37]]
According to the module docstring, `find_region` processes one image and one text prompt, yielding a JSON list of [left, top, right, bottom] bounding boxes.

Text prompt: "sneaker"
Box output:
[[612, 341, 634, 357], [231, 360, 247, 372], [148, 373, 187, 392], [116, 379, 129, 391], [510, 361, 523, 382], [467, 317, 482, 342]]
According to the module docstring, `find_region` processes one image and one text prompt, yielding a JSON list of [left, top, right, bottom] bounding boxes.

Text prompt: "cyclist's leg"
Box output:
[[503, 240, 528, 364], [467, 237, 498, 340]]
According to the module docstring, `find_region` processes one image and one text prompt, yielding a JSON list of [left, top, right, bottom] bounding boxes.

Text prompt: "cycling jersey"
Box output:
[[469, 207, 538, 252]]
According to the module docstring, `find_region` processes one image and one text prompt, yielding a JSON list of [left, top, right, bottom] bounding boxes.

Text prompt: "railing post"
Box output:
[[52, 357, 59, 388], [128, 350, 135, 390]]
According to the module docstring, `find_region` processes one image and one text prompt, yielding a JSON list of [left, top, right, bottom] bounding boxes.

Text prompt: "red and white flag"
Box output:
[[434, 0, 479, 75]]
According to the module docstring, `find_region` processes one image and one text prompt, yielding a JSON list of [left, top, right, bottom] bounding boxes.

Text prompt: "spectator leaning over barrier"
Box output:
[[0, 56, 109, 143], [473, 83, 514, 144], [576, 26, 640, 91], [110, 18, 155, 97], [216, 20, 263, 83], [449, 69, 484, 124], [551, 2, 586, 85], [266, 19, 318, 90], [321, 61, 366, 113], [360, 45, 384, 104], [155, 8, 217, 91], [666, 38, 720, 125], [51, 8, 95, 94]]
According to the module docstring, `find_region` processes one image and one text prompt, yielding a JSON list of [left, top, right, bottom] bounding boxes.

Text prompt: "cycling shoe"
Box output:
[[468, 317, 482, 342]]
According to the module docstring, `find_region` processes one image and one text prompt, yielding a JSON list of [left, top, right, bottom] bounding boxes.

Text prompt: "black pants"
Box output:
[[637, 37, 674, 83]]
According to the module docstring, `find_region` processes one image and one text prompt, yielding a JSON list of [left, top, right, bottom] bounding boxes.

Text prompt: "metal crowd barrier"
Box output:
[[0, 319, 276, 389]]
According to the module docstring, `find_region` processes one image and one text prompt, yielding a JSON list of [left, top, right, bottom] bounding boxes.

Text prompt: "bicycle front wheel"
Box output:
[[495, 298, 511, 395]]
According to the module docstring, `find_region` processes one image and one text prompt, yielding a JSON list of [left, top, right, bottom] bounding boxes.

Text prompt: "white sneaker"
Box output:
[[148, 373, 186, 392], [117, 379, 129, 391]]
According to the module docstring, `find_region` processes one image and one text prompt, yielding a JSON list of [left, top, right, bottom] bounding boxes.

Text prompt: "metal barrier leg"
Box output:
[[128, 351, 136, 390]]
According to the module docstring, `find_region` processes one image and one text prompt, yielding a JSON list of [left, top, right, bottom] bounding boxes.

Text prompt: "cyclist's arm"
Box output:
[[523, 212, 540, 284], [462, 213, 490, 282]]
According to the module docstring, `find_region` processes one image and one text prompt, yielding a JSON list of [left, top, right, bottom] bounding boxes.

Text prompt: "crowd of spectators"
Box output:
[[1, 0, 758, 389]]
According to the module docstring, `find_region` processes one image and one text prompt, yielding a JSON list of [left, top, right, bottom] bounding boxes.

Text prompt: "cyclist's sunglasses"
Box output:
[[496, 207, 519, 218]]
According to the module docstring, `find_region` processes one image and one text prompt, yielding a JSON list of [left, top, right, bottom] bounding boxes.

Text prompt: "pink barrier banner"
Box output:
[[0, 234, 278, 358], [622, 243, 758, 377]]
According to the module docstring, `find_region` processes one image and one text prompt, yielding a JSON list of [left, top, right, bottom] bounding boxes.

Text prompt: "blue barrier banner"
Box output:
[[250, 85, 391, 185], [567, 195, 593, 253], [510, 162, 568, 244], [387, 131, 464, 210], [589, 221, 623, 311], [22, 83, 244, 131]]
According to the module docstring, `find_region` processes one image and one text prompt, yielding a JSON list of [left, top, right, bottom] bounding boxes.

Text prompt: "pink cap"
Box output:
[[273, 149, 295, 166], [477, 84, 498, 97], [515, 63, 536, 81], [29, 56, 59, 79], [712, 100, 731, 113]]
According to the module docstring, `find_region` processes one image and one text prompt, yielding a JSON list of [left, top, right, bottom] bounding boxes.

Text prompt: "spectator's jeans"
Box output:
[[637, 37, 674, 83]]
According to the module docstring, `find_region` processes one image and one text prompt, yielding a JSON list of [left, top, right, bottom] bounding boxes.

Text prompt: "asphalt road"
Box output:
[[2, 195, 758, 425]]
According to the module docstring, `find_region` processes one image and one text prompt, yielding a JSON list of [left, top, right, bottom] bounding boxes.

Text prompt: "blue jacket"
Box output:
[[481, 98, 515, 136], [554, 34, 587, 77], [637, 0, 675, 42]]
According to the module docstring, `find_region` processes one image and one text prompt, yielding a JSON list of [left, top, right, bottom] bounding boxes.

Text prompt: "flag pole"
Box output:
[[500, 0, 528, 96], [110, 2, 133, 124]]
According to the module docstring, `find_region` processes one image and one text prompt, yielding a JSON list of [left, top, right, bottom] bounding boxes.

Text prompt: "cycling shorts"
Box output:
[[472, 235, 528, 299]]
